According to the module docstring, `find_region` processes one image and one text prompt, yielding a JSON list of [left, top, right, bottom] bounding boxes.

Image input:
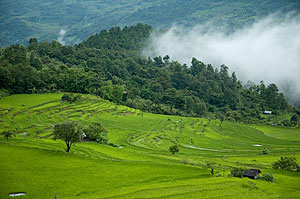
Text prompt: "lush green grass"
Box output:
[[0, 94, 300, 198]]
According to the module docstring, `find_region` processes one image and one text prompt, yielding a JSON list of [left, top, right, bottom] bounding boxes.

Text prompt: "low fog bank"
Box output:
[[57, 29, 67, 45], [143, 13, 300, 105]]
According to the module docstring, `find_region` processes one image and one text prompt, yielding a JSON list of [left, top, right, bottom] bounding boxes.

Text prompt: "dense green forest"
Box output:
[[1, 24, 298, 125], [1, 0, 299, 46]]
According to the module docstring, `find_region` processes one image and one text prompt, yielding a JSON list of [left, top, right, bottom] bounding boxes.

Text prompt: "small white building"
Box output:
[[263, 110, 272, 115]]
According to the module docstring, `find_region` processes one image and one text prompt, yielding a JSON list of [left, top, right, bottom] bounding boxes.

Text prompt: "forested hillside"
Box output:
[[1, 0, 299, 46], [1, 24, 297, 125]]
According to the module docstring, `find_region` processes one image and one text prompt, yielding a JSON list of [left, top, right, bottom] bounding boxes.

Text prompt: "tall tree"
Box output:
[[53, 121, 82, 152]]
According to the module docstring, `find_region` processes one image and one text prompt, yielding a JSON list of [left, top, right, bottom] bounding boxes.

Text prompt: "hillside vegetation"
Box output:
[[0, 93, 300, 198], [1, 3, 300, 198], [2, 24, 299, 125], [1, 0, 299, 46]]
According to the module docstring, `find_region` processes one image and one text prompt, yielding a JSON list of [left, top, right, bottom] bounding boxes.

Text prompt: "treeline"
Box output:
[[0, 24, 293, 122]]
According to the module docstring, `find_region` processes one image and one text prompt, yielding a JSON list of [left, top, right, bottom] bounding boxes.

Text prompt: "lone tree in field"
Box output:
[[204, 161, 217, 175], [2, 130, 13, 142], [53, 121, 82, 152], [169, 144, 179, 155], [218, 114, 225, 131]]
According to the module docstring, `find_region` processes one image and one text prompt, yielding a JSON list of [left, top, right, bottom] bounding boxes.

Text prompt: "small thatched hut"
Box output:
[[243, 169, 261, 179]]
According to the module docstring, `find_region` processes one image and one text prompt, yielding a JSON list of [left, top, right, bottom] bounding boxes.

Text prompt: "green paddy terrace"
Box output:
[[0, 94, 300, 199]]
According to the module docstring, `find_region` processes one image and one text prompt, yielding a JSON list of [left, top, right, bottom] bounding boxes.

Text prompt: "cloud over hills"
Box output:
[[144, 13, 300, 104]]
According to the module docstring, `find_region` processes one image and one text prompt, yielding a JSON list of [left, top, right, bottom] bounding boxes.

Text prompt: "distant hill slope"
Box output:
[[1, 0, 299, 47]]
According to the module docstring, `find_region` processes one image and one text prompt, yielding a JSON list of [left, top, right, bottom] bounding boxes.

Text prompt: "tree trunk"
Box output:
[[66, 141, 71, 152], [66, 145, 71, 152]]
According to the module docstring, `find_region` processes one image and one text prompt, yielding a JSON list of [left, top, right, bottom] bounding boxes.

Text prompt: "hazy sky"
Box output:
[[144, 13, 300, 103]]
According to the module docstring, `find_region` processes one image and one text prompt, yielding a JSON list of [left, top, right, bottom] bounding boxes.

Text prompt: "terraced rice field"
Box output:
[[0, 94, 300, 198]]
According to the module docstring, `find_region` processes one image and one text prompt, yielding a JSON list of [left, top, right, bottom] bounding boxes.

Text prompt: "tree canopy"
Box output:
[[53, 121, 82, 152], [2, 131, 13, 142], [169, 145, 179, 155]]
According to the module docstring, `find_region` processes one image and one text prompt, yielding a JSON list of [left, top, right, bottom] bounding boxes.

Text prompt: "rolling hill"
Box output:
[[0, 93, 299, 198]]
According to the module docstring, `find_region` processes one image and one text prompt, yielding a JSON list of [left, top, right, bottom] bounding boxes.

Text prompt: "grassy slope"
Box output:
[[0, 94, 300, 199]]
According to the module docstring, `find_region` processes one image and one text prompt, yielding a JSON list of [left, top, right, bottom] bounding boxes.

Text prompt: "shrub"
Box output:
[[83, 122, 108, 144], [262, 148, 268, 155], [169, 145, 179, 155], [260, 173, 274, 182], [272, 157, 299, 171], [290, 114, 299, 127], [281, 119, 292, 127], [107, 142, 118, 147], [290, 114, 299, 122], [61, 93, 81, 103], [231, 167, 245, 178], [62, 93, 73, 102]]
